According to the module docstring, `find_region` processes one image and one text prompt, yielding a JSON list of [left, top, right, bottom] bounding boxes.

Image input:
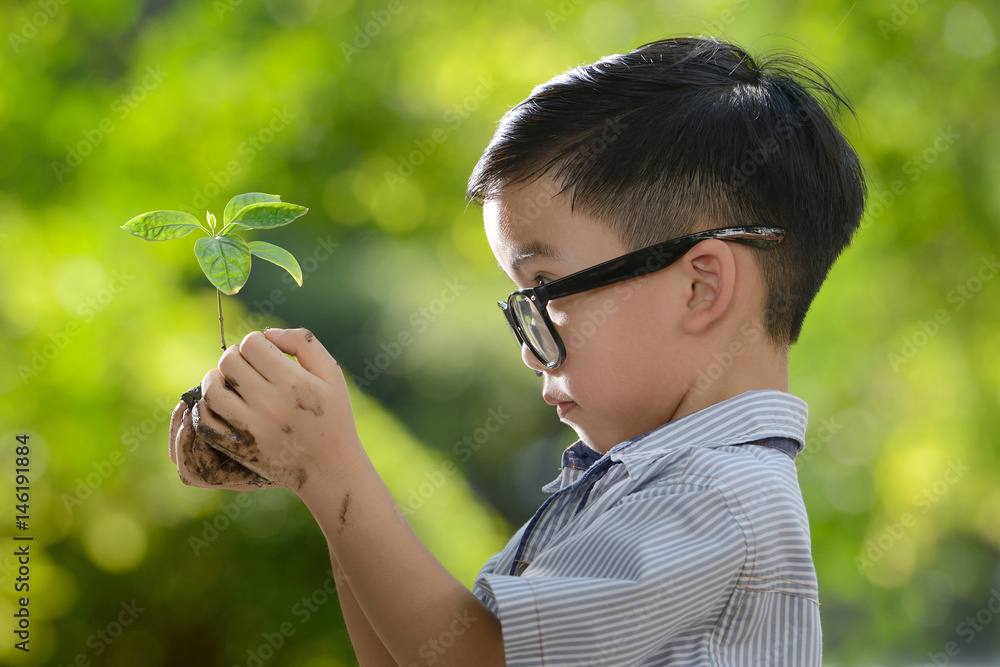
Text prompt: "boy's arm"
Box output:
[[169, 398, 398, 665], [331, 557, 399, 667], [298, 450, 505, 667], [195, 329, 505, 667]]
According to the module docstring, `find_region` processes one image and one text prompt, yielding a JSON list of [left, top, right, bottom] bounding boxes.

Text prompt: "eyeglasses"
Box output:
[[497, 226, 786, 370]]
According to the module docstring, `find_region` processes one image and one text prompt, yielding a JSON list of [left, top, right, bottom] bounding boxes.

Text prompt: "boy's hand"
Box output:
[[195, 328, 362, 494], [168, 399, 275, 489]]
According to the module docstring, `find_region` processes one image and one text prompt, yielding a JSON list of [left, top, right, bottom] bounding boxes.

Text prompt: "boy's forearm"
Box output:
[[331, 558, 398, 666], [298, 448, 505, 667]]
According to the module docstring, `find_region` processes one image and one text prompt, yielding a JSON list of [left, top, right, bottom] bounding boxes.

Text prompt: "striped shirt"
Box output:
[[472, 389, 821, 666]]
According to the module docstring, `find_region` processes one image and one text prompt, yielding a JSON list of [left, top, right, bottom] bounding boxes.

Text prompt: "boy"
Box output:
[[168, 36, 866, 665]]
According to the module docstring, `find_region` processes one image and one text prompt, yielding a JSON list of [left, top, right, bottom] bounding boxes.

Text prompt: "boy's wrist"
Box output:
[[295, 435, 369, 510]]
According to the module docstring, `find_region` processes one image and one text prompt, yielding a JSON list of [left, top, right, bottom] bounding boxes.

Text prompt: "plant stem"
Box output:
[[217, 288, 227, 350]]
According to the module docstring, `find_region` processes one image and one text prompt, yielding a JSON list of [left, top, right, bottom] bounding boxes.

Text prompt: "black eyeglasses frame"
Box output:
[[497, 226, 786, 370]]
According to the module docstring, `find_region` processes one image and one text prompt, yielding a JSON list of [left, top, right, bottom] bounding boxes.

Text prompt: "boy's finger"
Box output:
[[168, 400, 186, 464], [235, 330, 293, 384], [261, 327, 342, 385], [201, 368, 245, 423], [174, 409, 202, 486], [191, 400, 278, 483], [218, 342, 262, 397], [176, 405, 274, 490]]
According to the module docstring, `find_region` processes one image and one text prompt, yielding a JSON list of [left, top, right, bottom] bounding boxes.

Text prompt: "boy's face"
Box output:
[[484, 176, 709, 453]]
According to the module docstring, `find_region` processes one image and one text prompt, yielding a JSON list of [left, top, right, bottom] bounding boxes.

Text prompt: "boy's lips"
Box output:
[[543, 393, 576, 418]]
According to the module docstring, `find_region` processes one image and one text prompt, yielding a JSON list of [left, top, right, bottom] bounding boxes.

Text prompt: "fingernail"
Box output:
[[264, 327, 271, 331]]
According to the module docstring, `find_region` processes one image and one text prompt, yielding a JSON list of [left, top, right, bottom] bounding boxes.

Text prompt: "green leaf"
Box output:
[[248, 241, 303, 286], [121, 210, 203, 241], [224, 192, 282, 225], [228, 202, 309, 230], [194, 236, 251, 295]]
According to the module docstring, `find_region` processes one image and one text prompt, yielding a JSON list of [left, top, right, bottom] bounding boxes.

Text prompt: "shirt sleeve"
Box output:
[[474, 483, 748, 667]]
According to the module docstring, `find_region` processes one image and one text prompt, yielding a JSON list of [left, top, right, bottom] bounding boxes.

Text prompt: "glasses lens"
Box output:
[[498, 302, 521, 344], [510, 294, 560, 366]]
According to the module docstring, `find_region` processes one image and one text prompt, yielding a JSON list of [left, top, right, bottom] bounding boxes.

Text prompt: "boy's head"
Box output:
[[467, 36, 867, 451]]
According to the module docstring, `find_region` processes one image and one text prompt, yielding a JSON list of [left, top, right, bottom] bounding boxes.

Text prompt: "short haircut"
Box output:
[[466, 36, 867, 346]]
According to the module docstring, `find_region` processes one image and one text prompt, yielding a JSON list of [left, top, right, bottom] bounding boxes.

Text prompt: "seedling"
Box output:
[[122, 192, 308, 350]]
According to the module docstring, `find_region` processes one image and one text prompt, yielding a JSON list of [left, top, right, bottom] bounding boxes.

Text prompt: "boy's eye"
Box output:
[[534, 275, 552, 287]]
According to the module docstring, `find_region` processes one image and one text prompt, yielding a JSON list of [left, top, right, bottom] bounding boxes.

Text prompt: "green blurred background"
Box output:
[[1, 0, 998, 664]]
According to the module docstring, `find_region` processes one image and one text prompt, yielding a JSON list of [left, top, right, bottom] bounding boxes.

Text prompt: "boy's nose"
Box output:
[[521, 343, 548, 375]]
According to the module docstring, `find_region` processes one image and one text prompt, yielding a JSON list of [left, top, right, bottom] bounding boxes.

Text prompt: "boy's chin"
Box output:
[[568, 421, 615, 455], [570, 414, 669, 455]]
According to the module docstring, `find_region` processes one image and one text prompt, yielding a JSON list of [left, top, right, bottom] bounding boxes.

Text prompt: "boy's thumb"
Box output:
[[262, 327, 341, 384]]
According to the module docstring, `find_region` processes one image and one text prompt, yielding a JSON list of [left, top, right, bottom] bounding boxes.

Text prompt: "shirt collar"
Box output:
[[542, 389, 808, 493]]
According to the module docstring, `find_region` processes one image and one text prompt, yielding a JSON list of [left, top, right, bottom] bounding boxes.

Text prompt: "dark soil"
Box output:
[[177, 384, 272, 488], [181, 384, 202, 410], [177, 384, 308, 492]]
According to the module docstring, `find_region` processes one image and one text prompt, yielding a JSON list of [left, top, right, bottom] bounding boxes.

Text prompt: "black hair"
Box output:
[[466, 36, 867, 346]]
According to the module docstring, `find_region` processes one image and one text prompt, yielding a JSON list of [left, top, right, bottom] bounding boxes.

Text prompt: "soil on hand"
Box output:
[[181, 384, 202, 410], [177, 384, 309, 492], [178, 385, 272, 488]]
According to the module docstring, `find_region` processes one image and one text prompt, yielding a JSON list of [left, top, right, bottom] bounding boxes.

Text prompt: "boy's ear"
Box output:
[[678, 239, 736, 336]]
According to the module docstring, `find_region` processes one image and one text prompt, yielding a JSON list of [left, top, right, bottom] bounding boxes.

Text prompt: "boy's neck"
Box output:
[[671, 341, 790, 425]]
